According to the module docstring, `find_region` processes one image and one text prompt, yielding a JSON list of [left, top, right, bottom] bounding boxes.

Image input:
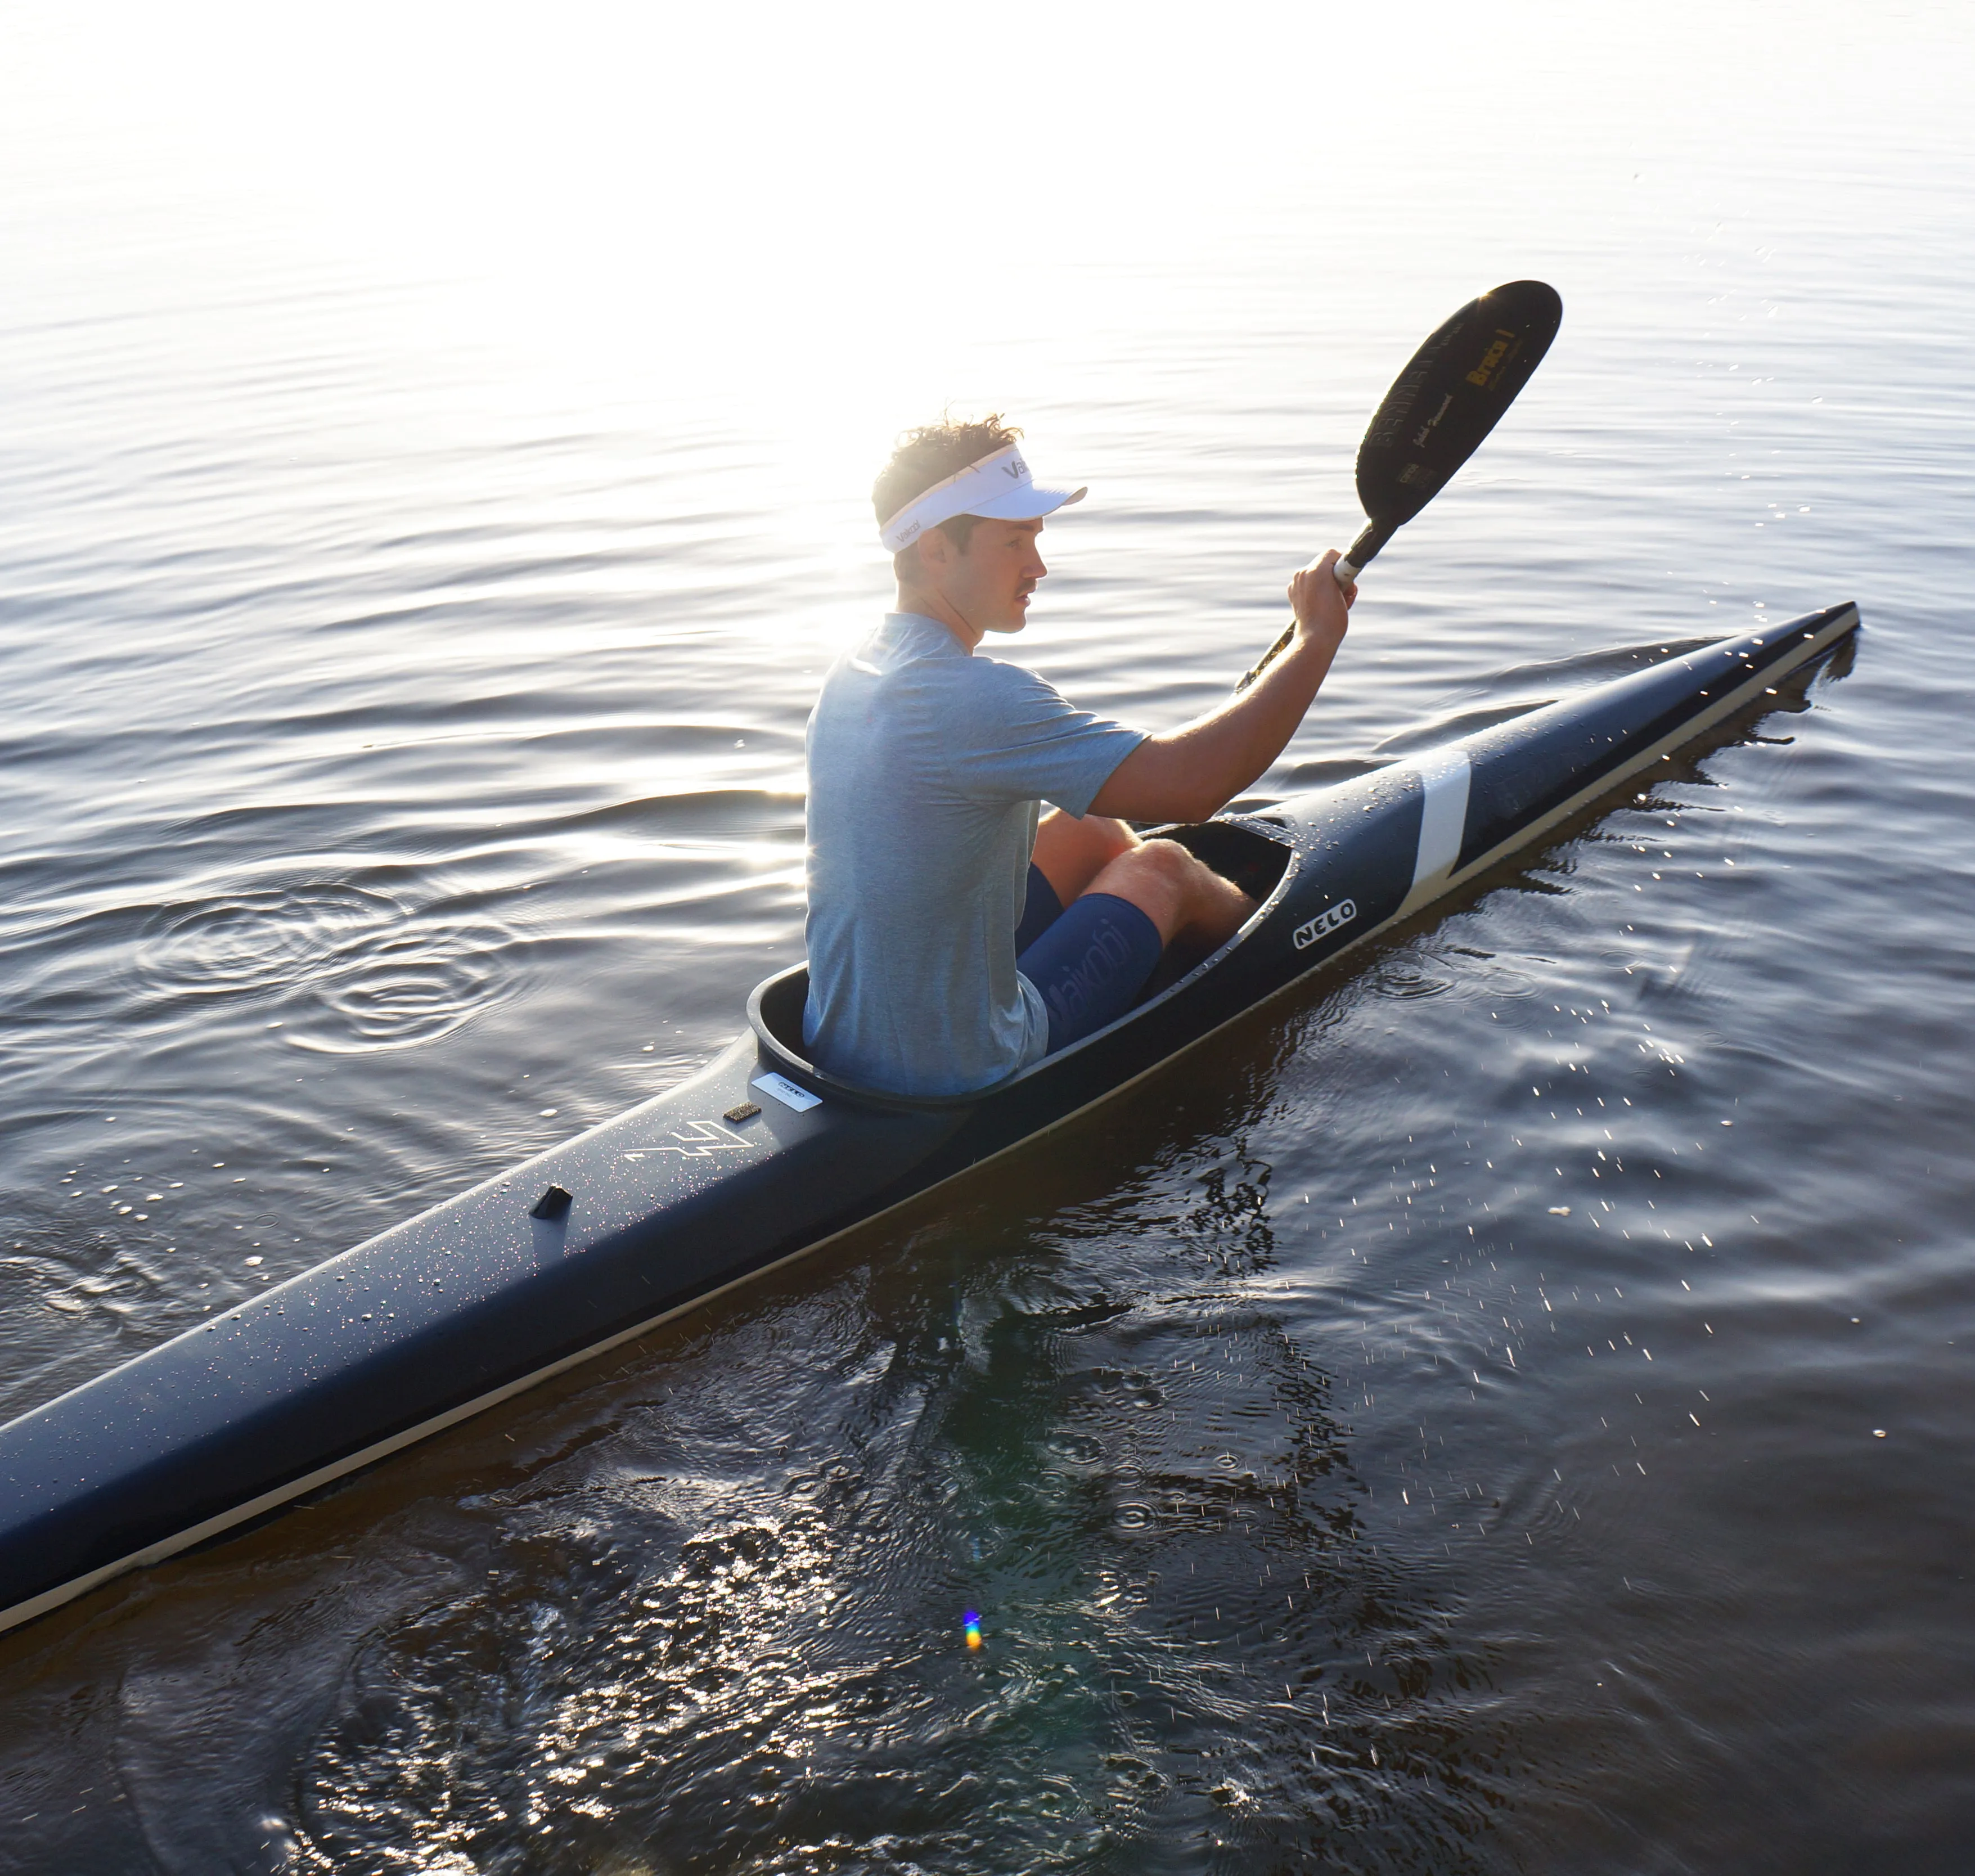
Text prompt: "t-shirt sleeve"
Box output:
[[930, 655, 1146, 818]]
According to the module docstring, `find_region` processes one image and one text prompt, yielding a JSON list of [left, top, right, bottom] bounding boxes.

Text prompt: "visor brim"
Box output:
[[964, 483, 1088, 523]]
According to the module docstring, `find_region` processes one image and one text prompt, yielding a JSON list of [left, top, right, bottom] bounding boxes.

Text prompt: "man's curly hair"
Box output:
[[874, 414, 1022, 570]]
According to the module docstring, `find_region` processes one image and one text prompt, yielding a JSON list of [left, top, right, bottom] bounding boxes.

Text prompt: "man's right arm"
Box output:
[[1088, 548, 1356, 824]]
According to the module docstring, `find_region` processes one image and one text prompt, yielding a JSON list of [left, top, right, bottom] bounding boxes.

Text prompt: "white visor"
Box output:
[[879, 443, 1086, 552]]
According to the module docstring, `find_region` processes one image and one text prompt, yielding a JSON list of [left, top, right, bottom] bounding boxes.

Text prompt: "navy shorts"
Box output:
[[1015, 862, 1164, 1054]]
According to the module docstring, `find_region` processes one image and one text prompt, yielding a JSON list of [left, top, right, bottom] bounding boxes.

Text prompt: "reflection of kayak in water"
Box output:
[[0, 602, 1859, 1634]]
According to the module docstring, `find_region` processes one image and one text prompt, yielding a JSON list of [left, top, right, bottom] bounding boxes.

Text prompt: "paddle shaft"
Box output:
[[1235, 520, 1386, 693]]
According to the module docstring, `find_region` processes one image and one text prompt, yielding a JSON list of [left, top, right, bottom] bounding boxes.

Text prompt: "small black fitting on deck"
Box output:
[[530, 1185, 573, 1222]]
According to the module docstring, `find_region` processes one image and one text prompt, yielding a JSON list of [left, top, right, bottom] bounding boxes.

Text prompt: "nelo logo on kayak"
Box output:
[[1293, 898, 1357, 950]]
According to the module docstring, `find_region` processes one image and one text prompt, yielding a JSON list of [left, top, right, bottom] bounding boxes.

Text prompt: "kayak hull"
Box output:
[[0, 604, 1860, 1634]]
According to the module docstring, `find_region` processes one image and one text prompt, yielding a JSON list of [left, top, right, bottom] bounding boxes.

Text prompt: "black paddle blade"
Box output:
[[1348, 279, 1563, 568], [1234, 280, 1563, 694]]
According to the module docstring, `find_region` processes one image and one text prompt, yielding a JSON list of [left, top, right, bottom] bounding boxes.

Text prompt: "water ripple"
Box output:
[[295, 907, 526, 1052], [129, 878, 531, 1051], [136, 880, 405, 1001]]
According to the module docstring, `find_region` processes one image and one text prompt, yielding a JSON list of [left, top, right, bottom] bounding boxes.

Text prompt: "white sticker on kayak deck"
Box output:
[[753, 1072, 822, 1112], [1409, 746, 1472, 889]]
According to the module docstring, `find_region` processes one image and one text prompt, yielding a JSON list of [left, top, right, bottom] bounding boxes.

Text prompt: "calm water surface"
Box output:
[[2, 8, 1972, 1871]]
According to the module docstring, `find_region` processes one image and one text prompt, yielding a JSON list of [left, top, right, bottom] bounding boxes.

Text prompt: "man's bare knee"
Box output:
[[1035, 810, 1141, 903], [1133, 838, 1199, 886], [1085, 838, 1223, 944], [1060, 812, 1139, 869], [1130, 839, 1254, 948]]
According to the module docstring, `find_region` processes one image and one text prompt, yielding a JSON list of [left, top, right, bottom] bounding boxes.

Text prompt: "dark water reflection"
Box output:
[[6, 14, 1975, 1871], [9, 1028, 1523, 1873]]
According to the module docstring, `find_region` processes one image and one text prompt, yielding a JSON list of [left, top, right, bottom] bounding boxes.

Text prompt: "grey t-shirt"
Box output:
[[803, 612, 1145, 1096]]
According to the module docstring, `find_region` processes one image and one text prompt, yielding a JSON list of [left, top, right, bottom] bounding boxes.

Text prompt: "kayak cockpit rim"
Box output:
[[748, 816, 1301, 1113]]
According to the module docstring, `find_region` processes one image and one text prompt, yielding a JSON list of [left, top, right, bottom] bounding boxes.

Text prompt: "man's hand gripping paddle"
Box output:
[[1238, 279, 1564, 691]]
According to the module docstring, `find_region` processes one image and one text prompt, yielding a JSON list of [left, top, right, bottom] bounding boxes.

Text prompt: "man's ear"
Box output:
[[909, 528, 954, 578]]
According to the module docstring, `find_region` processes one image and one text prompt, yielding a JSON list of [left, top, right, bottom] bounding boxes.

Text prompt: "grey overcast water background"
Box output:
[[2, 6, 1972, 1871]]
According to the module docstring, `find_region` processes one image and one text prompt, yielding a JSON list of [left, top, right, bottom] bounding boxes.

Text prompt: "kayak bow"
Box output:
[[0, 604, 1859, 1634]]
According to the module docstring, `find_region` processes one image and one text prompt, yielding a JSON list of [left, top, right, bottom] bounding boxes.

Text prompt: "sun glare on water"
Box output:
[[3, 3, 1942, 651], [12, 2, 1931, 491]]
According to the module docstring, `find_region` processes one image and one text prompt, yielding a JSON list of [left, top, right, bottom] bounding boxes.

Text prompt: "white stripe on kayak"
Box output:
[[1403, 746, 1472, 909]]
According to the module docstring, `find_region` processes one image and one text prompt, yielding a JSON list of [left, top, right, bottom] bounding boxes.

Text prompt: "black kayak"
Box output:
[[0, 603, 1859, 1634]]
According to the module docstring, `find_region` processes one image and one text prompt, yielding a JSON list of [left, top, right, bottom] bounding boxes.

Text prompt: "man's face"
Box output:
[[936, 518, 1049, 635]]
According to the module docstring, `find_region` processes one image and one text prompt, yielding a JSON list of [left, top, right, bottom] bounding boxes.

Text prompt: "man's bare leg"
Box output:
[[1081, 838, 1254, 952], [1031, 807, 1139, 905]]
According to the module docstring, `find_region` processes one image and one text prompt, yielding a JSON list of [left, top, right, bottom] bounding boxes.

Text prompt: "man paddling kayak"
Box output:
[[803, 415, 1355, 1097]]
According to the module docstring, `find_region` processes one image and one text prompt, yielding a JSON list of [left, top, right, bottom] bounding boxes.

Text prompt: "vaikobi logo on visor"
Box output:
[[878, 444, 1087, 552]]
